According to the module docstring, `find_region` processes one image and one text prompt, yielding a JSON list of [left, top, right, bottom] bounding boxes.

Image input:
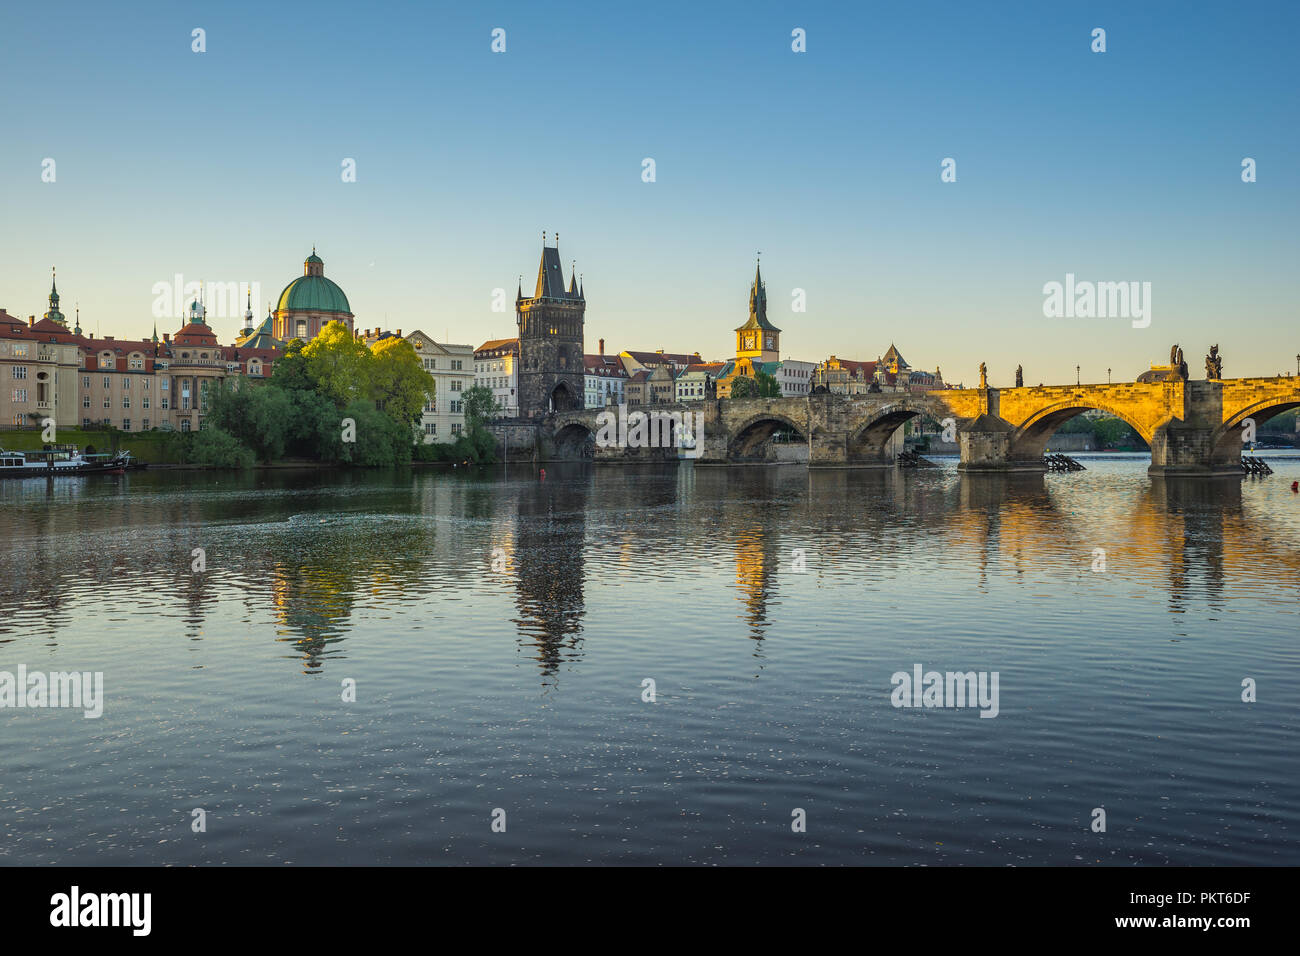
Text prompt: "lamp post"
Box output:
[[1076, 365, 1081, 386], [1107, 367, 1112, 384], [1295, 354, 1299, 376]]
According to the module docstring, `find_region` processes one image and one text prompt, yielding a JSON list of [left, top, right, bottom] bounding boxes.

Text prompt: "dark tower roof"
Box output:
[[533, 243, 582, 300], [735, 261, 780, 333]]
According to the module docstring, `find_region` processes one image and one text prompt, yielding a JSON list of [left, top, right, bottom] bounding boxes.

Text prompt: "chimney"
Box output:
[[396, 329, 402, 337], [599, 338, 604, 356], [163, 333, 170, 343], [29, 316, 35, 327]]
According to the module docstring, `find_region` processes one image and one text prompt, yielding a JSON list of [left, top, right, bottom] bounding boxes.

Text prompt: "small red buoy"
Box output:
[[1292, 480, 1298, 493]]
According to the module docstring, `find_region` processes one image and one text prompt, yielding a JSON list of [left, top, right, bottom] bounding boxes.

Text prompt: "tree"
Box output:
[[302, 321, 374, 408], [728, 372, 778, 399], [269, 338, 314, 392], [370, 336, 435, 428], [190, 425, 254, 469], [461, 384, 499, 430], [753, 371, 781, 398], [206, 378, 294, 463], [339, 399, 413, 466]]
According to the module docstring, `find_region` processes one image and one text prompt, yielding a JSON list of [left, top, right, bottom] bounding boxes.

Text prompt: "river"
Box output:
[[1, 454, 1297, 865]]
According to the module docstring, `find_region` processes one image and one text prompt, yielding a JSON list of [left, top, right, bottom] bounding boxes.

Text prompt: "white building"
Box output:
[[775, 359, 816, 397], [676, 362, 725, 402], [474, 337, 518, 419], [584, 341, 628, 408]]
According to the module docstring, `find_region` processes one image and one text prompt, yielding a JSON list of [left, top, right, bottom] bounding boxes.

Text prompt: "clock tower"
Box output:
[[735, 260, 780, 364]]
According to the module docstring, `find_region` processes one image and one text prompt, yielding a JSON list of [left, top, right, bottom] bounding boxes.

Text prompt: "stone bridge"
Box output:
[[541, 376, 1300, 476]]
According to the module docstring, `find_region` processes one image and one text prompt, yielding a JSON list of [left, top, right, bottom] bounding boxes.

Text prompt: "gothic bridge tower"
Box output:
[[517, 233, 585, 418]]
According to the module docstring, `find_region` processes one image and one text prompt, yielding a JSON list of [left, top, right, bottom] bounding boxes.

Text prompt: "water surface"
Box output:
[[1, 454, 1297, 865]]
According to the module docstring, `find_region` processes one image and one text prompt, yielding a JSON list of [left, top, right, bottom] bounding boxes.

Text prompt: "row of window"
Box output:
[[421, 358, 465, 371]]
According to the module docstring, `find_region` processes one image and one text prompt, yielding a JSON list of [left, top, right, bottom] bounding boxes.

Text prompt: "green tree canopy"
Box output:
[[370, 336, 435, 427], [303, 322, 374, 408], [461, 384, 499, 431]]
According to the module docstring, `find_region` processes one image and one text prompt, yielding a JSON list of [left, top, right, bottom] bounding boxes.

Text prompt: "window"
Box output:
[[122, 419, 130, 430], [160, 378, 169, 391], [451, 423, 463, 437], [122, 377, 130, 389], [103, 376, 111, 389], [13, 345, 27, 358], [296, 320, 307, 338], [424, 423, 436, 435], [82, 376, 90, 388], [12, 366, 27, 379], [181, 397, 190, 410], [12, 414, 21, 426], [142, 396, 149, 409], [122, 397, 130, 408], [450, 400, 463, 414], [451, 359, 463, 370], [161, 398, 169, 410], [82, 396, 90, 408], [181, 419, 190, 432], [129, 355, 143, 370], [12, 388, 27, 403], [103, 397, 111, 408], [82, 418, 91, 428], [142, 419, 150, 429], [451, 380, 462, 392]]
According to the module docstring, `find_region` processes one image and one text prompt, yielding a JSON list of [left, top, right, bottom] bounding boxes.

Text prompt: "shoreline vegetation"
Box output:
[[0, 321, 504, 471]]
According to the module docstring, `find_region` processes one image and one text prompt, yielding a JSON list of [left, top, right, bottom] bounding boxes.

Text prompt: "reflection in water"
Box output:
[[2, 456, 1298, 866], [511, 465, 589, 684], [1, 460, 1297, 675]]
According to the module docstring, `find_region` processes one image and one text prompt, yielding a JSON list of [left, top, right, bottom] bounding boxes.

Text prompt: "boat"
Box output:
[[0, 444, 134, 478]]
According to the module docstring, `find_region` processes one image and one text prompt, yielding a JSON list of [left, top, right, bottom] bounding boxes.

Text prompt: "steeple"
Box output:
[[151, 320, 158, 344], [74, 303, 81, 335], [44, 266, 67, 326], [568, 262, 579, 296], [243, 284, 255, 335]]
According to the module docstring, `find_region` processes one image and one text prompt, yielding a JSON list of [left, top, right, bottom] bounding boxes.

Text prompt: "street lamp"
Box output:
[[1295, 353, 1299, 376], [1076, 365, 1081, 386], [1107, 367, 1112, 384]]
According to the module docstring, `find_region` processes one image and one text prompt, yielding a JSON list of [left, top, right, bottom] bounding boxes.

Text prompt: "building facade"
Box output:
[[583, 342, 628, 408], [474, 338, 519, 419]]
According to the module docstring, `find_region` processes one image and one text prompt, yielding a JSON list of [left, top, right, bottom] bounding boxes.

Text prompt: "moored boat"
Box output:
[[0, 445, 133, 478]]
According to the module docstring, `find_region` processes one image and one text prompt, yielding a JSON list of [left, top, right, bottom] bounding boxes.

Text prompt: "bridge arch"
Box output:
[[1210, 396, 1300, 463], [727, 411, 808, 460], [845, 398, 950, 462], [1010, 400, 1153, 459], [552, 420, 596, 459]]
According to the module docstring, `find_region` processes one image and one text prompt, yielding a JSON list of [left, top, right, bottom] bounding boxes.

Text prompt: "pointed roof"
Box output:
[[882, 344, 909, 369], [735, 261, 780, 333], [533, 243, 571, 298]]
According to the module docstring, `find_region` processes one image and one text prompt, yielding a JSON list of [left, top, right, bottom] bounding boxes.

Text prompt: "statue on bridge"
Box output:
[[1168, 344, 1188, 380], [979, 362, 988, 389], [1205, 344, 1223, 380], [1015, 364, 1023, 387]]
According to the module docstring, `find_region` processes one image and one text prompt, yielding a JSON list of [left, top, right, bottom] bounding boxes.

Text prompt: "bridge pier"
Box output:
[[1148, 422, 1240, 477], [956, 414, 1046, 473]]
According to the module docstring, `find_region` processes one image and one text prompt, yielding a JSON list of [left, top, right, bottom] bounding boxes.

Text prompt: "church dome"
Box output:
[[277, 275, 351, 313], [276, 251, 352, 315]]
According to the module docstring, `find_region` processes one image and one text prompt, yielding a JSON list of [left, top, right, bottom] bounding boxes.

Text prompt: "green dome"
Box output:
[[277, 275, 351, 314]]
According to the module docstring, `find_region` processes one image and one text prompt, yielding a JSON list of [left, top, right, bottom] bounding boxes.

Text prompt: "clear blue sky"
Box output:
[[1, 0, 1296, 385]]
